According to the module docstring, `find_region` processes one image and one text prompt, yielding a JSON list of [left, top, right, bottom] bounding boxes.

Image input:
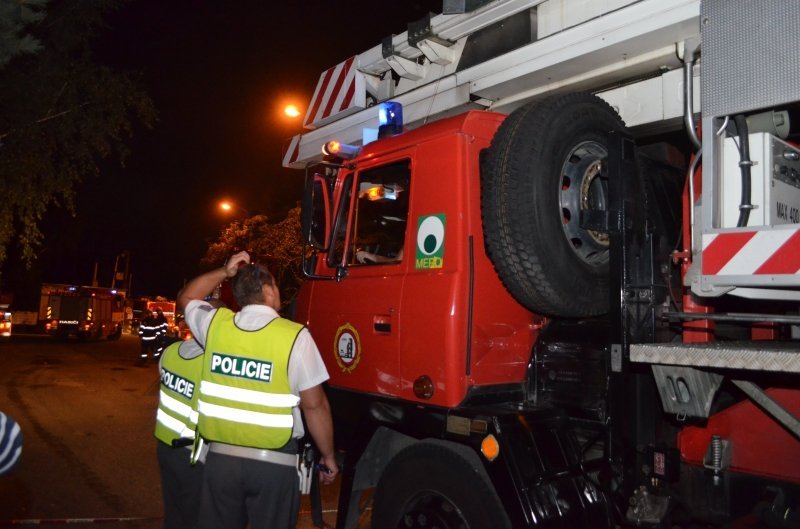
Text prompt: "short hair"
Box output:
[[232, 264, 275, 307]]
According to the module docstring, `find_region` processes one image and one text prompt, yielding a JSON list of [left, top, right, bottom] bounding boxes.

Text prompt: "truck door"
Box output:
[[311, 158, 411, 396]]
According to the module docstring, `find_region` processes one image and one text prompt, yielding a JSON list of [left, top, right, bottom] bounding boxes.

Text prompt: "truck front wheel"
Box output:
[[372, 443, 510, 529], [481, 92, 627, 317]]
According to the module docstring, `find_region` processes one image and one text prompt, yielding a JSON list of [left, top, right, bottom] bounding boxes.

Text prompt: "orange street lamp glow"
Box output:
[[284, 104, 301, 118], [219, 200, 250, 217]]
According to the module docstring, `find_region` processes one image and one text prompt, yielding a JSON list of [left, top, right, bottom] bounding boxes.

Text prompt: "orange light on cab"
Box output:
[[322, 140, 361, 159]]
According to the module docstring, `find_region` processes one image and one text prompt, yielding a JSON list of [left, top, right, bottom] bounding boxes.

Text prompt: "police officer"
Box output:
[[155, 339, 204, 529], [178, 251, 338, 529], [138, 309, 160, 365]]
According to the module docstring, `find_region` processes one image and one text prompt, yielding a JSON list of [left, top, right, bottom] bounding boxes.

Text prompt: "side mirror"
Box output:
[[301, 251, 318, 279]]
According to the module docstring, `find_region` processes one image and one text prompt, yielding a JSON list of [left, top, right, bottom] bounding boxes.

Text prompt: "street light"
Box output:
[[284, 104, 301, 118], [218, 200, 250, 217]]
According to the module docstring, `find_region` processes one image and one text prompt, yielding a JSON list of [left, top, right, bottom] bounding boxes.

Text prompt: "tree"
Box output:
[[0, 0, 156, 270], [202, 207, 305, 307], [0, 0, 45, 68]]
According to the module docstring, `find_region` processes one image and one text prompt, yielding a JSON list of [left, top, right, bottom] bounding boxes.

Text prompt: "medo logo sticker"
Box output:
[[416, 214, 445, 270]]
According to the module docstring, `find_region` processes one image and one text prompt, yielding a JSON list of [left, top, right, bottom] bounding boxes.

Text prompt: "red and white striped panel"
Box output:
[[282, 135, 301, 168], [304, 56, 365, 129], [702, 228, 800, 276]]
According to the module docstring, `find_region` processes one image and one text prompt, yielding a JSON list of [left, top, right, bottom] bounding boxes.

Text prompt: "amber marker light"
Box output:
[[481, 434, 500, 462], [366, 186, 385, 201]]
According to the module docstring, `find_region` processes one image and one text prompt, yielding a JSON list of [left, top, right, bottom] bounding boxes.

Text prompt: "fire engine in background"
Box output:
[[146, 299, 177, 336], [285, 1, 799, 528], [39, 284, 124, 340], [0, 304, 11, 337]]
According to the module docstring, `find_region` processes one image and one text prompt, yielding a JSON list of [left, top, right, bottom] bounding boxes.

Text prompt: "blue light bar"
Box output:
[[378, 101, 403, 138]]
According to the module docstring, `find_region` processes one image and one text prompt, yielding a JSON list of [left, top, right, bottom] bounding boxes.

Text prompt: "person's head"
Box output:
[[232, 264, 280, 310], [156, 308, 163, 316]]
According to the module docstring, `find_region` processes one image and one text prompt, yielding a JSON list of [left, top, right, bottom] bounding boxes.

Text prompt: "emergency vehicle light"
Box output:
[[365, 187, 384, 201], [378, 101, 403, 138], [322, 140, 360, 159], [358, 184, 400, 202]]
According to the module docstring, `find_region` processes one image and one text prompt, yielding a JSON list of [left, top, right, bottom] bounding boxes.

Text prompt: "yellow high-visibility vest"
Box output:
[[197, 308, 302, 449], [154, 341, 203, 445]]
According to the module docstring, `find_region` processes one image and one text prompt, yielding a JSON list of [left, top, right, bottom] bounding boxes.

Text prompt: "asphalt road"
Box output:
[[0, 333, 348, 529]]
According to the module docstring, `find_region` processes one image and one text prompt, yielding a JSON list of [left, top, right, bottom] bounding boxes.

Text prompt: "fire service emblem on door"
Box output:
[[334, 323, 361, 373]]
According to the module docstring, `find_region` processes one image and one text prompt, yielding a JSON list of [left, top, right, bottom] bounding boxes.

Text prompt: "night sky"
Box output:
[[6, 0, 442, 305]]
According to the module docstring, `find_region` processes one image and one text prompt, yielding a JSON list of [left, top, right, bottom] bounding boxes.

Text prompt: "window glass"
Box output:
[[309, 176, 329, 248], [351, 160, 411, 265], [328, 173, 354, 267]]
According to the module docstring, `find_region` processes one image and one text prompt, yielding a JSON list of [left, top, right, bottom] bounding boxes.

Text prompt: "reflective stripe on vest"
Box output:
[[197, 308, 301, 449], [154, 341, 203, 445]]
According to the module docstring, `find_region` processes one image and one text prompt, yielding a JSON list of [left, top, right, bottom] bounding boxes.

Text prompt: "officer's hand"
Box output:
[[318, 454, 339, 485], [225, 251, 250, 278], [356, 251, 372, 264]]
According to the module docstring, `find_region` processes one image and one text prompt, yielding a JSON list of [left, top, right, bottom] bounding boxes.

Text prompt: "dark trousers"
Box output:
[[198, 452, 300, 529], [157, 441, 203, 529], [140, 340, 158, 360]]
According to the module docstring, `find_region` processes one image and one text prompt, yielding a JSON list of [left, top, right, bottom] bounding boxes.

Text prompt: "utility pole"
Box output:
[[111, 251, 131, 293], [123, 251, 131, 293], [111, 254, 120, 289]]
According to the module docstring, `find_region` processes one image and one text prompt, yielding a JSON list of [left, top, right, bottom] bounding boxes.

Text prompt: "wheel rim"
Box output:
[[398, 491, 470, 529], [559, 140, 610, 267]]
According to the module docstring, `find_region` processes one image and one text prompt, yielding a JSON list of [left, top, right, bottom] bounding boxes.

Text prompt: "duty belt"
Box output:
[[208, 442, 298, 467]]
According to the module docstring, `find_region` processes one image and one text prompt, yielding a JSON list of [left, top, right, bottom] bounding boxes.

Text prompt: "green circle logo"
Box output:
[[417, 216, 445, 256]]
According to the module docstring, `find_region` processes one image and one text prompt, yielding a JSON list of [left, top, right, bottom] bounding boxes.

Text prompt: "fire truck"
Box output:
[[284, 1, 799, 527], [40, 284, 125, 340]]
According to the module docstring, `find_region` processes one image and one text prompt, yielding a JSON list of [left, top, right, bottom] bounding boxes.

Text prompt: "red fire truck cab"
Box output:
[[297, 112, 542, 407]]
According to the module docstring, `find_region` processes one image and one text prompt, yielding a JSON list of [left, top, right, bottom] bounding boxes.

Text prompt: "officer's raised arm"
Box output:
[[177, 251, 250, 309]]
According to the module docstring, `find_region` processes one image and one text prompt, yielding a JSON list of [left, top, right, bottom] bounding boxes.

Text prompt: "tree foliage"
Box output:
[[0, 0, 46, 68], [202, 207, 304, 306], [0, 0, 156, 269]]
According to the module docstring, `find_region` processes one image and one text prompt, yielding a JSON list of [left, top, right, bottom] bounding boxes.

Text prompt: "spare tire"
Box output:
[[481, 93, 627, 317]]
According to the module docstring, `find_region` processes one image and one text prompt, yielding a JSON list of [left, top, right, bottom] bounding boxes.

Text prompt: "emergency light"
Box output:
[[364, 186, 385, 201], [322, 140, 360, 159], [378, 101, 403, 138]]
